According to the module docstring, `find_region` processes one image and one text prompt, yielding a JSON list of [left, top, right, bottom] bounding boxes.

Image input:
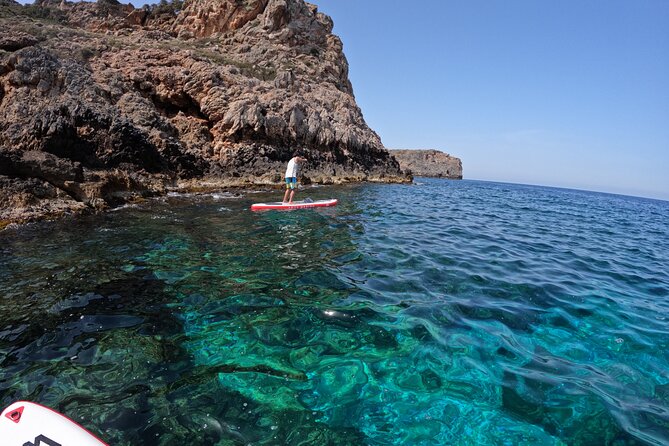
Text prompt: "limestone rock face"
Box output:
[[174, 0, 269, 37], [0, 0, 408, 224], [389, 149, 463, 179]]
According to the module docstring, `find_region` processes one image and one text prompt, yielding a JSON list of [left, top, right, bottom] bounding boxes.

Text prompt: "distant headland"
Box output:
[[0, 0, 410, 225], [389, 149, 462, 179]]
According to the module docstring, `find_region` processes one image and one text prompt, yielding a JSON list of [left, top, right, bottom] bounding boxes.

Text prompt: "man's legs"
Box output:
[[283, 178, 297, 203]]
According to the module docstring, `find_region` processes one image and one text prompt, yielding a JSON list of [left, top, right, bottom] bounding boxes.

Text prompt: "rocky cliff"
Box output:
[[0, 0, 409, 225], [389, 149, 462, 179]]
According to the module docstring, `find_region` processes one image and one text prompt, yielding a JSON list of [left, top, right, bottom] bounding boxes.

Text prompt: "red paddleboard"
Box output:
[[251, 198, 338, 211], [1, 401, 107, 446]]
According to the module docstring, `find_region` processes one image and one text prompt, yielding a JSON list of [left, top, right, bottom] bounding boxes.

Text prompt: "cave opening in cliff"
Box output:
[[42, 127, 103, 168], [149, 92, 208, 122]]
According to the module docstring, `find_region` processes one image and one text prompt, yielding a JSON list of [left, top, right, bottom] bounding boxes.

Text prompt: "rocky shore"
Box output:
[[389, 149, 462, 179], [0, 0, 411, 226]]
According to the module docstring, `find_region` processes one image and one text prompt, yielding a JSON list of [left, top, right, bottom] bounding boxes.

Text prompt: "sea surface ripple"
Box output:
[[1, 179, 668, 445]]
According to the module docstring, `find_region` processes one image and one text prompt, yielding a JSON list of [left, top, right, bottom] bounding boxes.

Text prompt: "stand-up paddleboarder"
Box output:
[[283, 151, 307, 204]]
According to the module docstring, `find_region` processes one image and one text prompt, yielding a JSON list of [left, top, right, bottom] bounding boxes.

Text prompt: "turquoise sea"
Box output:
[[1, 178, 668, 445]]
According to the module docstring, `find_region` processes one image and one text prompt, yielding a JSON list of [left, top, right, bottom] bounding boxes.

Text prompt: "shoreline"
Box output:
[[0, 173, 411, 230]]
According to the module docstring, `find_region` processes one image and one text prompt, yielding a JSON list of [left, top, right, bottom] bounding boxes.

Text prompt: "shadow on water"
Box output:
[[0, 268, 242, 444]]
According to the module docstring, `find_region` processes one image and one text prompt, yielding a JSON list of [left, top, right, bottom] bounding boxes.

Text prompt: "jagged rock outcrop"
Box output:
[[174, 0, 269, 37], [0, 0, 409, 225], [389, 149, 462, 179]]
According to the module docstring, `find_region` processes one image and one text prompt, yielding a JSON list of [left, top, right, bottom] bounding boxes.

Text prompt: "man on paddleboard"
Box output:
[[283, 151, 307, 204]]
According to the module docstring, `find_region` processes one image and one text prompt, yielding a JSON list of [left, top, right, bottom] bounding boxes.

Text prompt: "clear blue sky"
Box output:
[[314, 0, 669, 200]]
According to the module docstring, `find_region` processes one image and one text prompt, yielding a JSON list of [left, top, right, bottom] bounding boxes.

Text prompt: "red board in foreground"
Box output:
[[1, 401, 108, 446], [251, 198, 338, 211]]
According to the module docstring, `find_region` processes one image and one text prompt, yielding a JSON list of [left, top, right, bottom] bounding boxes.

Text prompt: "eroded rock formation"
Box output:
[[0, 0, 409, 225]]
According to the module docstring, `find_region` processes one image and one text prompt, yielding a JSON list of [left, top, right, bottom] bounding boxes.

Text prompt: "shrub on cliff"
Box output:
[[145, 0, 184, 17], [19, 3, 67, 23], [96, 0, 121, 16]]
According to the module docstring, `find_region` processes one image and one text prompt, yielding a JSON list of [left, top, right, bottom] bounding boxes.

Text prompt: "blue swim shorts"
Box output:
[[285, 177, 297, 189]]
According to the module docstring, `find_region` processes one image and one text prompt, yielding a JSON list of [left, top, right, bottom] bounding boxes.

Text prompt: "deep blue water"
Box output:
[[1, 178, 668, 445]]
